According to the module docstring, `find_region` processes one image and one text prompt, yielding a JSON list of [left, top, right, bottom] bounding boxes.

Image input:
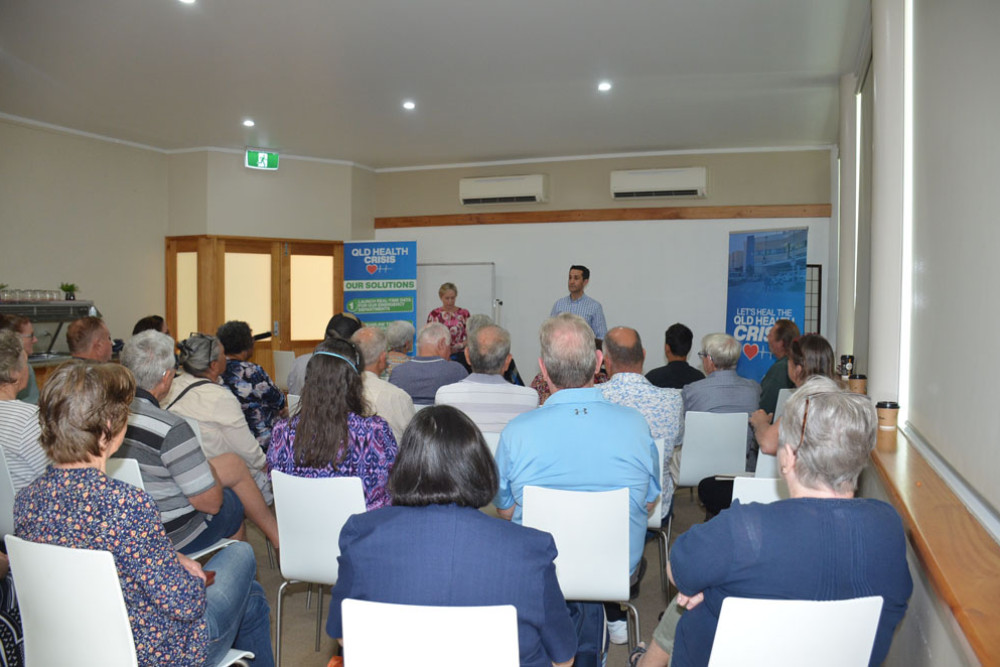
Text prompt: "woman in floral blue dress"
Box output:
[[267, 338, 397, 510]]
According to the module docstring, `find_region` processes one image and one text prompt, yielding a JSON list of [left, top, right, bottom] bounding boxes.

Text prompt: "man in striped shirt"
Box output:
[[550, 265, 607, 341], [435, 324, 538, 433]]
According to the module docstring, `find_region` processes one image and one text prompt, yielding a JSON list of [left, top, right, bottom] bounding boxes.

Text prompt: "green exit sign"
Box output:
[[245, 149, 279, 170]]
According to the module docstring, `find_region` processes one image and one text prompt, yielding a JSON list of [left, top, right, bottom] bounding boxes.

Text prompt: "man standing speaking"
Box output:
[[550, 265, 607, 341]]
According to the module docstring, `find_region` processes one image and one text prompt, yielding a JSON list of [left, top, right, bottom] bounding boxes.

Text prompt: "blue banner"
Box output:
[[343, 241, 418, 337], [726, 228, 807, 382]]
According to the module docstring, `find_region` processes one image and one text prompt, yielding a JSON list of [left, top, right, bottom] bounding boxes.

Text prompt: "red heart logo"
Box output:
[[743, 343, 759, 360], [366, 265, 378, 275]]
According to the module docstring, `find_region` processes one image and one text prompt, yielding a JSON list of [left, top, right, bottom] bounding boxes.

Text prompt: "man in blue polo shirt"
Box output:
[[550, 265, 607, 341], [495, 313, 659, 657]]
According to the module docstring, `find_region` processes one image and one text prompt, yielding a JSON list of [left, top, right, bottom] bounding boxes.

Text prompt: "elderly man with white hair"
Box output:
[[351, 326, 416, 441], [388, 322, 467, 405]]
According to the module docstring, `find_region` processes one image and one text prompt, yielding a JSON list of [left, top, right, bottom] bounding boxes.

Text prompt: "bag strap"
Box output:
[[165, 380, 213, 410]]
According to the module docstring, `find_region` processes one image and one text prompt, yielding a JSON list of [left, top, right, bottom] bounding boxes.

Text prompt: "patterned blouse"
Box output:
[[221, 359, 286, 451], [267, 413, 397, 510], [427, 307, 471, 354], [15, 467, 207, 666]]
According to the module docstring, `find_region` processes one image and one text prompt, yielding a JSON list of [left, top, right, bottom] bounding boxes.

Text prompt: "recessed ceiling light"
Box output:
[[402, 100, 416, 111], [178, 0, 196, 4], [598, 81, 613, 93], [242, 119, 255, 127]]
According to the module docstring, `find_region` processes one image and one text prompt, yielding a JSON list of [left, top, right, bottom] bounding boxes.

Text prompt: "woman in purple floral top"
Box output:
[[217, 320, 287, 451], [14, 363, 273, 667], [267, 338, 397, 510]]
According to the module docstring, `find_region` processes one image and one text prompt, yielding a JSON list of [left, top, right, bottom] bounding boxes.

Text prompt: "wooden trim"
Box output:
[[869, 430, 1000, 664], [164, 239, 178, 338], [334, 243, 345, 315], [375, 204, 832, 229], [166, 234, 344, 246]]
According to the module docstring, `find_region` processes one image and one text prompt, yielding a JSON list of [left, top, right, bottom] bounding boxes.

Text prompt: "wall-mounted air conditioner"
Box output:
[[610, 167, 707, 199], [460, 174, 548, 205]]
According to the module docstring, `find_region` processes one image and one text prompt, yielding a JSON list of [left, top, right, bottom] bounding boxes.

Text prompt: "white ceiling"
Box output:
[[0, 0, 869, 170]]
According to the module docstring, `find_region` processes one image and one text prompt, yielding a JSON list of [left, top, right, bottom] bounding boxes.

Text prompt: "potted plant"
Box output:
[[60, 283, 79, 300]]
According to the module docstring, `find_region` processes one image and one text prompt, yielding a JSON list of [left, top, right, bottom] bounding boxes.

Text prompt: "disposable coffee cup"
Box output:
[[875, 401, 900, 453], [849, 374, 867, 395]]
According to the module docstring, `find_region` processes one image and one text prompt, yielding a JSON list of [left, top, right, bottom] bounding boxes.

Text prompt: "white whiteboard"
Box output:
[[417, 262, 497, 326]]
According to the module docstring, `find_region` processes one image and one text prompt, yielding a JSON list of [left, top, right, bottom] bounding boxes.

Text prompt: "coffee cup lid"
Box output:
[[876, 401, 900, 409], [849, 374, 867, 380]]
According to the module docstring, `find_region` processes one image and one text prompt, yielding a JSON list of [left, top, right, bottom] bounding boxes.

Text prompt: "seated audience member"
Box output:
[[0, 330, 46, 492], [388, 322, 467, 405], [495, 313, 659, 653], [118, 331, 280, 554], [286, 313, 362, 395], [66, 316, 113, 362], [383, 319, 416, 379], [0, 550, 23, 667], [682, 333, 761, 472], [327, 406, 577, 667], [452, 314, 525, 386], [268, 338, 397, 510], [132, 314, 170, 337], [216, 320, 286, 451], [645, 323, 705, 390], [758, 318, 800, 416], [600, 326, 683, 519], [0, 315, 39, 404], [350, 326, 416, 442], [165, 334, 272, 502], [529, 338, 609, 406], [436, 323, 537, 433], [632, 377, 912, 667], [14, 362, 274, 667]]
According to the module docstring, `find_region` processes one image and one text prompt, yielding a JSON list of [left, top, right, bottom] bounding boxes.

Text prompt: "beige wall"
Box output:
[[0, 119, 168, 340], [167, 152, 208, 236], [350, 166, 376, 239], [375, 149, 831, 217]]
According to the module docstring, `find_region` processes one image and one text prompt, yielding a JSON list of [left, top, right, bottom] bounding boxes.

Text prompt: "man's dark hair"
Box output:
[[216, 320, 254, 356], [664, 323, 694, 357], [569, 264, 590, 280], [132, 315, 165, 336], [771, 319, 800, 350], [325, 313, 362, 340], [389, 405, 498, 508]]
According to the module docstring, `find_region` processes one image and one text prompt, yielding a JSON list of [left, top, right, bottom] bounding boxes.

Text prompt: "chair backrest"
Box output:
[[676, 412, 749, 487], [6, 535, 139, 666], [106, 457, 145, 490], [482, 431, 501, 458], [731, 476, 789, 505], [521, 485, 630, 601], [0, 448, 16, 539], [708, 595, 884, 667], [774, 387, 794, 420], [754, 452, 779, 478], [273, 350, 296, 393], [271, 471, 366, 585], [342, 598, 519, 667], [286, 394, 301, 416], [647, 437, 666, 529]]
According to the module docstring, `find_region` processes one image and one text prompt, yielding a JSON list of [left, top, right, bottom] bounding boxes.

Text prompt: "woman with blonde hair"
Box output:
[[426, 282, 471, 355]]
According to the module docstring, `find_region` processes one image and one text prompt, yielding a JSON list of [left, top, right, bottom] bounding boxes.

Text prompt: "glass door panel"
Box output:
[[224, 252, 273, 338], [176, 251, 199, 339], [290, 254, 334, 340]]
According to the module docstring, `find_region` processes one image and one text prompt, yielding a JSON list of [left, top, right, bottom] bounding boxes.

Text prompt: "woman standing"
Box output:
[[267, 338, 397, 510], [426, 282, 471, 355]]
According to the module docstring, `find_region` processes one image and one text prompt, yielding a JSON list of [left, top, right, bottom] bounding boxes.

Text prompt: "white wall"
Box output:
[[377, 216, 830, 380]]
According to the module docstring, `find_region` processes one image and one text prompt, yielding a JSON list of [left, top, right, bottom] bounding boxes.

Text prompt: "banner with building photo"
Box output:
[[343, 241, 418, 340], [726, 228, 807, 382]]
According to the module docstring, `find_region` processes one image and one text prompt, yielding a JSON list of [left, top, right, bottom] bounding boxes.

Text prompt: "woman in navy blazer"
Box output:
[[327, 405, 577, 667]]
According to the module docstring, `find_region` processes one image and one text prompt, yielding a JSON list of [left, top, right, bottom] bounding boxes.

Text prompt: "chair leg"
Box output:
[[315, 585, 324, 651], [306, 583, 312, 609], [657, 529, 668, 595], [266, 538, 276, 569], [622, 601, 640, 651], [275, 579, 291, 667]]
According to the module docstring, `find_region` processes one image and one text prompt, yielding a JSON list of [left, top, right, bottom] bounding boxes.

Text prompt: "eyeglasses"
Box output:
[[697, 351, 710, 360], [19, 333, 37, 341]]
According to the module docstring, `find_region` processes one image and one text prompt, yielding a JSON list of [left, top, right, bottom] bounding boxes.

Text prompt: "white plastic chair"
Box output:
[[341, 599, 519, 667], [482, 431, 501, 458], [754, 452, 779, 478], [676, 412, 750, 488], [731, 476, 790, 505], [773, 387, 794, 420], [106, 457, 145, 489], [286, 393, 301, 416], [272, 471, 367, 666], [273, 350, 296, 393], [6, 536, 254, 667], [708, 595, 884, 667], [0, 448, 16, 539], [646, 438, 669, 598], [521, 486, 639, 649]]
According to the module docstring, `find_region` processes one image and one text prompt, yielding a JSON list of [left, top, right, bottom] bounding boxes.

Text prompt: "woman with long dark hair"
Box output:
[[266, 338, 397, 509]]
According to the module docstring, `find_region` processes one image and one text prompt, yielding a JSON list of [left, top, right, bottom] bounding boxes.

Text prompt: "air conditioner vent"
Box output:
[[461, 195, 539, 205], [460, 174, 547, 205], [610, 167, 707, 200]]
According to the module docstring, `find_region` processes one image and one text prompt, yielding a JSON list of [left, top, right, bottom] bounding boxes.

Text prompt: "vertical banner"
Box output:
[[726, 228, 807, 381], [343, 241, 418, 337]]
